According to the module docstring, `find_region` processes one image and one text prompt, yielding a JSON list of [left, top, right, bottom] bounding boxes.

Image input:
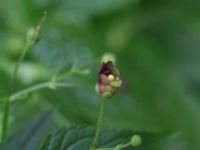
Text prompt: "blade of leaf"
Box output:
[[1, 111, 53, 150], [40, 126, 170, 150]]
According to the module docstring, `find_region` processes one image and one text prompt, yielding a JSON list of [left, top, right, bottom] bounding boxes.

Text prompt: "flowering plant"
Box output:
[[98, 61, 122, 99]]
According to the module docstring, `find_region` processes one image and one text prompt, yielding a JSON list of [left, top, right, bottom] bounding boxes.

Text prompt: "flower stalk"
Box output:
[[90, 60, 122, 149], [9, 80, 76, 102], [90, 99, 105, 150], [0, 11, 47, 143]]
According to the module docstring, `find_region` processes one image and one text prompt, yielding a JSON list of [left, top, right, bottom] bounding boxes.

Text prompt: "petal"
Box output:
[[98, 74, 110, 85], [99, 61, 114, 76]]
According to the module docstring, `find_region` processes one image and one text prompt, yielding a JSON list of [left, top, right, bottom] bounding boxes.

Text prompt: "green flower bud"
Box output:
[[26, 27, 40, 44], [101, 52, 116, 65], [130, 135, 142, 147]]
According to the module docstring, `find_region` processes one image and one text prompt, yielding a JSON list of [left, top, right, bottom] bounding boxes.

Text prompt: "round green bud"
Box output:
[[110, 79, 122, 88], [101, 52, 116, 64], [130, 135, 142, 147], [101, 91, 113, 99], [26, 27, 39, 44]]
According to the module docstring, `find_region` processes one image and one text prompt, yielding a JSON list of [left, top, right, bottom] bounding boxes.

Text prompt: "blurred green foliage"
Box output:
[[1, 0, 200, 150]]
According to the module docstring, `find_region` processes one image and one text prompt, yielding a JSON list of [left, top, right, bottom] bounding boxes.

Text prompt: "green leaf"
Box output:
[[40, 126, 169, 150], [33, 35, 93, 70], [1, 111, 53, 150]]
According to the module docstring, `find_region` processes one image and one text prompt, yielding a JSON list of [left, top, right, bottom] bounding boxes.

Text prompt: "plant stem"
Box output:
[[10, 82, 50, 101], [95, 143, 131, 150], [9, 81, 76, 102], [117, 143, 131, 149], [1, 40, 34, 143], [90, 99, 105, 150], [95, 148, 113, 150], [1, 98, 9, 142], [0, 12, 47, 143], [10, 42, 33, 85]]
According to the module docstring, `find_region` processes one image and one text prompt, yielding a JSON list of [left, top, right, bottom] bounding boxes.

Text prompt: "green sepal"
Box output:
[[110, 80, 122, 88]]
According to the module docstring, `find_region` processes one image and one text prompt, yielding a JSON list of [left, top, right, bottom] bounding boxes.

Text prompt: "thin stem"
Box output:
[[0, 12, 47, 143], [9, 81, 76, 102], [95, 143, 131, 150], [10, 42, 33, 85], [10, 82, 49, 102], [95, 148, 113, 150], [1, 42, 33, 143], [90, 99, 105, 150], [118, 143, 131, 149], [53, 82, 76, 88], [1, 98, 9, 142]]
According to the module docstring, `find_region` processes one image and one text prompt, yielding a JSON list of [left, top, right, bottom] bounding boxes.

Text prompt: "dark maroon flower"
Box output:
[[97, 61, 122, 99]]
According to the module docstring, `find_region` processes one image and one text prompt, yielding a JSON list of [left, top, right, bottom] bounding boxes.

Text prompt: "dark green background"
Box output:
[[1, 0, 200, 150]]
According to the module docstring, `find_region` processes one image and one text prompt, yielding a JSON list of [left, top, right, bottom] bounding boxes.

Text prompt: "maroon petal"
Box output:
[[99, 61, 114, 76]]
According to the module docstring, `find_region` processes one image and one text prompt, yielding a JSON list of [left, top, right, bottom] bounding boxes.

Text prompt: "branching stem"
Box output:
[[0, 11, 46, 142], [9, 81, 76, 102]]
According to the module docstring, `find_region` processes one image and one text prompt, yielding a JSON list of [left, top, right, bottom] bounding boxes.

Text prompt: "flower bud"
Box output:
[[26, 27, 40, 44], [101, 52, 116, 64], [97, 60, 122, 99], [130, 135, 142, 147]]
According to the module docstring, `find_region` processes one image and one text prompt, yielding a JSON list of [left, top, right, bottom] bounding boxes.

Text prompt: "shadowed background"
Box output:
[[0, 0, 200, 150]]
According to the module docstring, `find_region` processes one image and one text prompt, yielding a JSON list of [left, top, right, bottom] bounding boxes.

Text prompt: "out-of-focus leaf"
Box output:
[[33, 30, 93, 70], [40, 126, 169, 150], [1, 111, 53, 150]]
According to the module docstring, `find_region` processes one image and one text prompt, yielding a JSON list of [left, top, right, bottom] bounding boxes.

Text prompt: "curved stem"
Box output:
[[90, 99, 105, 150], [0, 12, 48, 143], [1, 41, 34, 143], [10, 82, 50, 102], [9, 81, 76, 102]]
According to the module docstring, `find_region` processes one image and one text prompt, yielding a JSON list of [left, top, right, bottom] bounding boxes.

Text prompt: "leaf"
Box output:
[[1, 111, 53, 150], [40, 126, 169, 150], [33, 33, 93, 70]]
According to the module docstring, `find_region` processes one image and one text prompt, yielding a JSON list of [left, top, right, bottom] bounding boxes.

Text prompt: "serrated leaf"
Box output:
[[40, 126, 169, 150], [1, 111, 53, 150]]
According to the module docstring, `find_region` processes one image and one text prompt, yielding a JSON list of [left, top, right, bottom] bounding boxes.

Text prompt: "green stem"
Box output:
[[95, 143, 131, 150], [10, 42, 33, 85], [95, 148, 113, 150], [1, 81, 75, 142], [0, 12, 47, 143], [9, 81, 76, 102], [1, 41, 34, 143], [90, 99, 105, 150], [10, 82, 49, 102], [1, 98, 9, 142], [117, 143, 131, 149]]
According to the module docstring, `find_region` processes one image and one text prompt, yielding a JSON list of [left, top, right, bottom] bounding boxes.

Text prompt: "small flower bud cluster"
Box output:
[[26, 11, 47, 44], [26, 27, 40, 44], [97, 60, 122, 99]]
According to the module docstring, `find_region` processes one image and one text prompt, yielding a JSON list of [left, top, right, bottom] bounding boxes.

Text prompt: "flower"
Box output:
[[98, 60, 122, 99]]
